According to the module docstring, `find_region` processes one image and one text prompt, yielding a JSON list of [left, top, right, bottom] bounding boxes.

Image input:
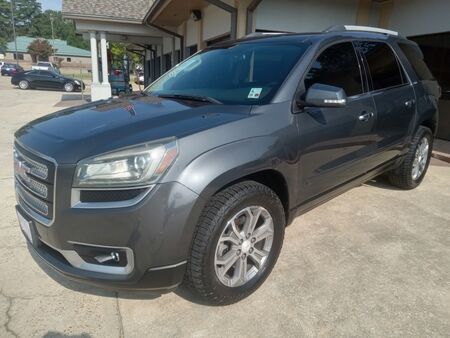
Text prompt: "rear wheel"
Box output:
[[18, 80, 29, 90], [388, 126, 433, 189], [64, 82, 74, 92], [184, 181, 285, 305]]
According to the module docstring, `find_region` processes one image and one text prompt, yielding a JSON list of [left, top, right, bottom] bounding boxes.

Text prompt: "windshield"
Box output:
[[145, 42, 309, 105]]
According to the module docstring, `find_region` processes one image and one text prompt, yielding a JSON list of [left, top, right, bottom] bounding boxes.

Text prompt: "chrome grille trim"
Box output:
[[15, 170, 48, 198], [13, 148, 48, 180], [14, 140, 58, 227], [16, 191, 52, 226], [16, 180, 49, 216]]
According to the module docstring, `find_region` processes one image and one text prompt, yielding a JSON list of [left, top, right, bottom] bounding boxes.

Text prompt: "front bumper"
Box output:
[[16, 177, 203, 290]]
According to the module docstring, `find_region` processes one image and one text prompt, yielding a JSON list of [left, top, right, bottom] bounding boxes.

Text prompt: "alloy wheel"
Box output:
[[412, 136, 429, 180], [19, 80, 28, 89], [64, 83, 74, 92], [214, 206, 274, 287]]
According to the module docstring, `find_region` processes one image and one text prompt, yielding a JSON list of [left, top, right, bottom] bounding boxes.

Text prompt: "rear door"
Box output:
[[296, 41, 378, 202], [355, 40, 416, 163]]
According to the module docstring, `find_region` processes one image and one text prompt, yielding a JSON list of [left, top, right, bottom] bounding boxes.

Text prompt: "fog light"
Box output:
[[95, 251, 120, 263], [72, 244, 128, 267]]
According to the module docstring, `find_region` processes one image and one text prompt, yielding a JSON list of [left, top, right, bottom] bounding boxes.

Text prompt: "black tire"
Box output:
[[388, 126, 433, 189], [18, 80, 29, 90], [184, 181, 285, 305]]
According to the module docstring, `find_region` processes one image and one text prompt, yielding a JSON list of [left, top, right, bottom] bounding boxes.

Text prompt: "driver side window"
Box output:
[[305, 42, 363, 97]]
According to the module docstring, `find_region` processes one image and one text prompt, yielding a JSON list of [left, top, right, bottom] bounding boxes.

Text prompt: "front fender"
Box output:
[[177, 136, 295, 201]]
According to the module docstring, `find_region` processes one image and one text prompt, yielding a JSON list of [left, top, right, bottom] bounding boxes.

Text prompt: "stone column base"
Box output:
[[91, 83, 112, 102]]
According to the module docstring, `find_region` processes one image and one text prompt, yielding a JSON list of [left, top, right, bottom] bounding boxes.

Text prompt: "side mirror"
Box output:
[[300, 83, 347, 108]]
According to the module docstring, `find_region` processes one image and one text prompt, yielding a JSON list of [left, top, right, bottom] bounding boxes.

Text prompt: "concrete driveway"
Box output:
[[0, 76, 449, 338]]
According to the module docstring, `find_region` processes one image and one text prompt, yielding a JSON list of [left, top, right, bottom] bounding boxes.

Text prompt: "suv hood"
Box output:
[[15, 95, 251, 164]]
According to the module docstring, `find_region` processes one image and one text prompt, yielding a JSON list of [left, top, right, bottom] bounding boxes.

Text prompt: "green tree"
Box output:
[[110, 42, 142, 71], [0, 37, 6, 52], [0, 0, 41, 41], [27, 38, 52, 62], [29, 10, 89, 50]]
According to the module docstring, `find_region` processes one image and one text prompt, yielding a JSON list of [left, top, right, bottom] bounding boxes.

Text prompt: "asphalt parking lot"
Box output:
[[0, 75, 449, 338]]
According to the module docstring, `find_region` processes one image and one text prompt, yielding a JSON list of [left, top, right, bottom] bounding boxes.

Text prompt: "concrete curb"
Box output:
[[432, 150, 450, 163]]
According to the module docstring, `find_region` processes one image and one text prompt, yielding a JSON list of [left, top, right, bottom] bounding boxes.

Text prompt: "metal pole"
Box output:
[[10, 0, 18, 65], [50, 14, 55, 60]]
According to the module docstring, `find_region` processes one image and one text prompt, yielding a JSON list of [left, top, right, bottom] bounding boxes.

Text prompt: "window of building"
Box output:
[[304, 42, 363, 97], [67, 57, 72, 62], [164, 53, 171, 72], [356, 41, 406, 91], [13, 53, 24, 60], [187, 45, 197, 57]]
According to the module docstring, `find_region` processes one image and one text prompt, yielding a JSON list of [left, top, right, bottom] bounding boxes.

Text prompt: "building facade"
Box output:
[[62, 0, 449, 139], [5, 36, 91, 69]]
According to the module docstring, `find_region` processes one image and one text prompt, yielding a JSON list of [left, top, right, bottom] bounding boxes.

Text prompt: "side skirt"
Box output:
[[287, 157, 401, 225]]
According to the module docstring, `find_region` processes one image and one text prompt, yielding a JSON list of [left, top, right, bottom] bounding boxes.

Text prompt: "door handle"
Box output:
[[358, 112, 374, 122], [405, 99, 415, 108]]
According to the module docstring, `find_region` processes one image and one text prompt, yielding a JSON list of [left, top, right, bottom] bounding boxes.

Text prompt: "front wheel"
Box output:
[[388, 126, 433, 189], [184, 181, 285, 305], [18, 80, 29, 90], [64, 82, 74, 92]]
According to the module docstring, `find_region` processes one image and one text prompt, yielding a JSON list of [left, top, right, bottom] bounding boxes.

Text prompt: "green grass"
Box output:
[[60, 72, 92, 80]]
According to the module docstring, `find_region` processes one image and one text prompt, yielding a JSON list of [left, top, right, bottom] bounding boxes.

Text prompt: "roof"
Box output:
[[62, 0, 152, 23], [6, 36, 90, 57]]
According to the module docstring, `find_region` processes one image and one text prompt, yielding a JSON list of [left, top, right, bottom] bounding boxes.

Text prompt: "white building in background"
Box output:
[[62, 0, 450, 139]]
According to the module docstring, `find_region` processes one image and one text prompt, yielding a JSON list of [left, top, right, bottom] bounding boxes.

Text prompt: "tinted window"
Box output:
[[304, 42, 363, 97], [147, 42, 309, 105], [356, 41, 405, 90], [38, 71, 52, 77], [399, 43, 434, 81]]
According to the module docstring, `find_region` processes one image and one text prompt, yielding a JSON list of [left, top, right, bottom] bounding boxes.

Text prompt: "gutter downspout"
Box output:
[[246, 0, 262, 35], [206, 0, 238, 40]]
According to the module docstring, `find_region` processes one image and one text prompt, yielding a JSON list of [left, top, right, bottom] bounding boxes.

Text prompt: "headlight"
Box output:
[[74, 80, 81, 85], [73, 138, 178, 188]]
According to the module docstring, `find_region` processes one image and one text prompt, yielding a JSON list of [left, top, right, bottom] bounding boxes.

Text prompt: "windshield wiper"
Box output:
[[157, 93, 223, 105]]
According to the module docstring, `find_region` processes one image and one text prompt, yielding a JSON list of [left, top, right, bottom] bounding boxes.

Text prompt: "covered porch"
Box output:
[[63, 0, 172, 101]]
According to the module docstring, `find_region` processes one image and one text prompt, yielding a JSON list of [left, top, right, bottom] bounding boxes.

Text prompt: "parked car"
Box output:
[[135, 71, 144, 85], [13, 26, 439, 305], [11, 70, 84, 92], [109, 69, 132, 96], [31, 62, 59, 73], [1, 63, 23, 76]]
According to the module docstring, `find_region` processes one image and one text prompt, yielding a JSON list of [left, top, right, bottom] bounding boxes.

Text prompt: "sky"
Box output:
[[38, 0, 62, 11]]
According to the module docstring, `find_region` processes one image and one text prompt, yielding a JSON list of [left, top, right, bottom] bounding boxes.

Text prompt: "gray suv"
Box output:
[[14, 26, 439, 305]]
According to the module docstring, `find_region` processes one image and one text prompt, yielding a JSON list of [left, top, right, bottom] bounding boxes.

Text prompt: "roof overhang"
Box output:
[[146, 0, 209, 27], [72, 19, 171, 45]]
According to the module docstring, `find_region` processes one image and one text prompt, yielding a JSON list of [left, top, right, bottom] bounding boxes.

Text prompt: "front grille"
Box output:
[[14, 144, 56, 225]]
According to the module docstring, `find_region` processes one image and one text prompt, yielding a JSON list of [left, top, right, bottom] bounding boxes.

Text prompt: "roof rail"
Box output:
[[324, 25, 399, 36], [242, 32, 288, 39]]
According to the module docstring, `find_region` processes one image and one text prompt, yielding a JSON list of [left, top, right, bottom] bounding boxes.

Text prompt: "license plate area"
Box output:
[[17, 210, 34, 244]]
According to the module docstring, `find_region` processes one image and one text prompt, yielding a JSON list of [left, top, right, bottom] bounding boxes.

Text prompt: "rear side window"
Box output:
[[304, 42, 363, 97], [398, 43, 434, 81], [356, 41, 406, 90]]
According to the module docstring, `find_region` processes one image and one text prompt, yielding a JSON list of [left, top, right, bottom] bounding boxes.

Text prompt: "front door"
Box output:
[[296, 42, 378, 204]]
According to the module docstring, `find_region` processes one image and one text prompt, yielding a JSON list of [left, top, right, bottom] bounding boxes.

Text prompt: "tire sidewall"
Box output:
[[203, 189, 285, 299], [410, 128, 433, 187]]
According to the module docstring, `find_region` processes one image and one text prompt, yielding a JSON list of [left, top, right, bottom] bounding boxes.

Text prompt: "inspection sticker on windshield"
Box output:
[[248, 88, 262, 99]]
